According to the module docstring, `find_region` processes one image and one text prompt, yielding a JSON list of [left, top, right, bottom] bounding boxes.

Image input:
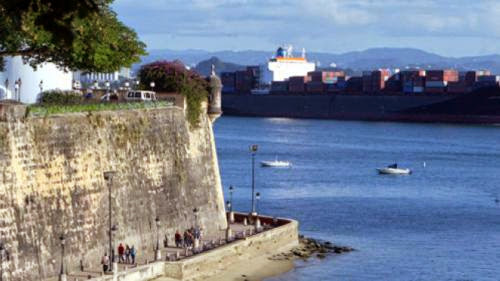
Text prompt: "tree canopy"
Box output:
[[0, 0, 146, 72], [138, 60, 209, 127]]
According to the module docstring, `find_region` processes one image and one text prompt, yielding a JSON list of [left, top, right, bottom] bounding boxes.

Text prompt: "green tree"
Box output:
[[0, 0, 146, 72], [138, 60, 209, 127]]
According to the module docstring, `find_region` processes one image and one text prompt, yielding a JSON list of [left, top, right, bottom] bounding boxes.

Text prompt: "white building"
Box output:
[[73, 67, 132, 85], [260, 46, 316, 85], [0, 56, 73, 104]]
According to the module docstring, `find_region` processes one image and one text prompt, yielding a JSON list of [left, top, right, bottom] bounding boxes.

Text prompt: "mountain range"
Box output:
[[134, 48, 500, 75]]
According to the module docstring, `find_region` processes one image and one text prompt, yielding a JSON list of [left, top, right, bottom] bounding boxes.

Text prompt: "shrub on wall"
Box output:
[[138, 60, 209, 127], [38, 90, 83, 105]]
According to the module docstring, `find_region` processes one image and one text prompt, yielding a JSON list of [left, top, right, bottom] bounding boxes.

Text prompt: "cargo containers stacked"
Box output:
[[475, 75, 500, 88], [362, 71, 373, 92], [289, 76, 307, 93], [425, 70, 458, 93], [246, 66, 261, 89], [306, 81, 324, 93], [398, 70, 426, 94], [307, 71, 345, 84], [447, 81, 468, 93], [235, 70, 254, 94], [372, 69, 390, 91], [221, 72, 236, 93], [464, 71, 477, 87], [346, 77, 363, 93], [270, 81, 289, 93], [363, 70, 390, 92], [322, 71, 345, 84]]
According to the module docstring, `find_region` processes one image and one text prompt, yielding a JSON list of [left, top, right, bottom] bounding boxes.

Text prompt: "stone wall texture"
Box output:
[[0, 104, 227, 280]]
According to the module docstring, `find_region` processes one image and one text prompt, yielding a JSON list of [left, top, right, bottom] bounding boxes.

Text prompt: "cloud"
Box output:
[[112, 0, 500, 56]]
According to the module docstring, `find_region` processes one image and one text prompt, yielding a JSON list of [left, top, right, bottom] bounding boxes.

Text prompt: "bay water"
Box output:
[[214, 116, 500, 281]]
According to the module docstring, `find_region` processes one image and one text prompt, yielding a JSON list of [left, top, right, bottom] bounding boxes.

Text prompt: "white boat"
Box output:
[[377, 163, 411, 175], [260, 157, 291, 168]]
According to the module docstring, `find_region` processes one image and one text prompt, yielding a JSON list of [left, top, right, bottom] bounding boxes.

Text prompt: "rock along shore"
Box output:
[[269, 235, 354, 261]]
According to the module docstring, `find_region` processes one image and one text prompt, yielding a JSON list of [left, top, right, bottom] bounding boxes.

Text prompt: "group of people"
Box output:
[[100, 227, 204, 272], [174, 227, 202, 248], [117, 244, 136, 264], [100, 244, 137, 272]]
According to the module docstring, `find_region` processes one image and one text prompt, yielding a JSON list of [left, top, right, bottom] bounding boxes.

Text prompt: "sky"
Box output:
[[113, 0, 500, 57]]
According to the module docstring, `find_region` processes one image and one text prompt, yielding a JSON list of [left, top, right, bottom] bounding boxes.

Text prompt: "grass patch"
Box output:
[[27, 101, 172, 117]]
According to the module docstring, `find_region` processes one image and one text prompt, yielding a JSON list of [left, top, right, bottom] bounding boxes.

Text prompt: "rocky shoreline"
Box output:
[[269, 235, 354, 261]]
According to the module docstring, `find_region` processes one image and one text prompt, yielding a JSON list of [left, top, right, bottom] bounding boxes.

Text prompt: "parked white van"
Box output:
[[125, 90, 157, 101]]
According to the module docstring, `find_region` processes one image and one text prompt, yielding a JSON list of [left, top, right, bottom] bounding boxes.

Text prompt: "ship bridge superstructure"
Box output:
[[260, 46, 316, 85]]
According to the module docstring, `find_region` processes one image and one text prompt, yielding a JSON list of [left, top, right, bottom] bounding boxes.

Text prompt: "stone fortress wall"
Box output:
[[0, 103, 227, 280]]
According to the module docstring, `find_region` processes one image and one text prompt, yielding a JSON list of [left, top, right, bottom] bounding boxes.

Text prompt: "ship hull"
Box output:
[[222, 87, 500, 124]]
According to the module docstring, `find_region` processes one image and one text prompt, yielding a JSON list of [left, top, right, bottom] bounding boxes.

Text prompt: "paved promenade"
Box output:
[[49, 214, 279, 281]]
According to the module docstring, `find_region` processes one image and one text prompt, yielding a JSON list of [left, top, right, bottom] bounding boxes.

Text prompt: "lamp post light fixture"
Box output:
[[149, 81, 155, 91], [249, 144, 258, 216], [58, 234, 67, 281], [155, 216, 161, 260], [39, 80, 43, 93], [103, 171, 116, 272], [124, 81, 130, 90], [135, 80, 140, 89], [93, 80, 99, 90]]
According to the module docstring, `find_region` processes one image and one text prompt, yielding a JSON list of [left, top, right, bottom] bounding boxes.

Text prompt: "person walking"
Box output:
[[175, 230, 182, 248], [101, 252, 110, 272], [130, 246, 136, 264], [125, 245, 131, 264], [183, 230, 190, 248], [118, 243, 125, 263]]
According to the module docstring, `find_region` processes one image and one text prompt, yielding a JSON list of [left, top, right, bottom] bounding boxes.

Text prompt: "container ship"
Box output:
[[220, 46, 500, 124]]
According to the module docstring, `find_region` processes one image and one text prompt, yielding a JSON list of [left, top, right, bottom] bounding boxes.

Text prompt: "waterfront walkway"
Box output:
[[52, 213, 282, 281]]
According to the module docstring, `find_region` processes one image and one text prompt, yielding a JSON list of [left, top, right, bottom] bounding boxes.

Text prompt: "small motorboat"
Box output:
[[377, 163, 411, 175], [260, 157, 291, 168]]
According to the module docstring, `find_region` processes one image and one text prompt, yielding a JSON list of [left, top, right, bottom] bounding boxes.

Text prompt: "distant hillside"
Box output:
[[134, 48, 500, 74], [193, 57, 246, 76]]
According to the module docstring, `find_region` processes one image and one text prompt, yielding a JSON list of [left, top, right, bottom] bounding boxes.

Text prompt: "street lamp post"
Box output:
[[255, 192, 261, 231], [93, 80, 99, 90], [193, 208, 200, 250], [58, 235, 67, 281], [135, 80, 140, 90], [103, 171, 117, 273], [249, 145, 258, 216], [124, 81, 130, 90], [155, 216, 161, 261], [14, 80, 19, 102], [228, 185, 235, 223], [193, 207, 199, 227], [149, 81, 155, 91], [39, 80, 43, 94], [225, 201, 233, 242]]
